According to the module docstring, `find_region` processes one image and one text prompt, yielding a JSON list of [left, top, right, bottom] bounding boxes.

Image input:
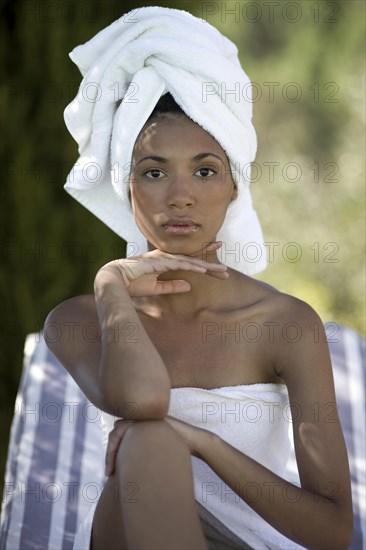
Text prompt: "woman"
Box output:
[[45, 7, 353, 550]]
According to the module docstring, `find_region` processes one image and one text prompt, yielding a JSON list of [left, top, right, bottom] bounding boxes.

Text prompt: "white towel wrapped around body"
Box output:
[[99, 384, 305, 550], [64, 6, 267, 275]]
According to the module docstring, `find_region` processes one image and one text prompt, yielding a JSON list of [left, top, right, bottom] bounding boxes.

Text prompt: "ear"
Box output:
[[231, 185, 238, 201]]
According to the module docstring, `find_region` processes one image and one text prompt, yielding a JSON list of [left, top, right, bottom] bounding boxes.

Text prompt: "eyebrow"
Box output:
[[136, 152, 224, 166]]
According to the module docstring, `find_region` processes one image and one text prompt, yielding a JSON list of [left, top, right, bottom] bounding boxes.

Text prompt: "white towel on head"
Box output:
[[64, 6, 267, 275]]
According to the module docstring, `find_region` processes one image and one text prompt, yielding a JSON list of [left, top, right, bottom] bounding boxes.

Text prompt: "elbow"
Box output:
[[320, 509, 353, 550], [101, 386, 170, 420], [327, 535, 353, 550], [140, 394, 170, 420], [335, 521, 353, 550], [336, 502, 354, 550], [43, 309, 59, 352], [128, 390, 170, 420], [98, 357, 171, 420]]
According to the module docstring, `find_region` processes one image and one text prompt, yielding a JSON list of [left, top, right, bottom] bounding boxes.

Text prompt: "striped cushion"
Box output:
[[0, 333, 105, 550], [329, 325, 365, 548], [0, 325, 365, 549]]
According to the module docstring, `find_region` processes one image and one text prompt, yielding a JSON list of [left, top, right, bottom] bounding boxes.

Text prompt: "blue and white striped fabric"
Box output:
[[330, 325, 365, 548], [0, 333, 105, 550], [0, 325, 365, 550]]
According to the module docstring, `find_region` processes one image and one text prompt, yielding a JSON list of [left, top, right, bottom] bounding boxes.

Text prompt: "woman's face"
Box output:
[[129, 113, 237, 257]]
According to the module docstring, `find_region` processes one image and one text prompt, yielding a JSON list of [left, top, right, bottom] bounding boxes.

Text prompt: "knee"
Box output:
[[123, 419, 185, 446], [115, 419, 189, 461]]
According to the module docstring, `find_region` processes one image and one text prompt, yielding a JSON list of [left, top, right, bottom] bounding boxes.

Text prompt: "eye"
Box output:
[[144, 169, 165, 179], [195, 167, 216, 178]]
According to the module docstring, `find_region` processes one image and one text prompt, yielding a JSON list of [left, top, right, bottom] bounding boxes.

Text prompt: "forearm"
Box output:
[[198, 433, 351, 550], [94, 272, 171, 419]]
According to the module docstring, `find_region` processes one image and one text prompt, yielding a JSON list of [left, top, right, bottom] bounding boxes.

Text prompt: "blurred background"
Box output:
[[0, 0, 364, 497]]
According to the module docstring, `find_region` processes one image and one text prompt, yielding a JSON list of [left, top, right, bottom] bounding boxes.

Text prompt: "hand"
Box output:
[[104, 416, 211, 476], [96, 241, 229, 297], [104, 419, 136, 476], [164, 416, 211, 459]]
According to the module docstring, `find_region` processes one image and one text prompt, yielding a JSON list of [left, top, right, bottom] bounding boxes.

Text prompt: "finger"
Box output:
[[105, 430, 122, 476], [152, 259, 208, 274], [204, 264, 228, 273], [201, 241, 223, 257], [205, 269, 230, 280], [154, 279, 192, 295], [134, 249, 228, 274], [156, 256, 228, 272], [207, 241, 223, 250], [161, 241, 222, 258], [105, 422, 132, 476]]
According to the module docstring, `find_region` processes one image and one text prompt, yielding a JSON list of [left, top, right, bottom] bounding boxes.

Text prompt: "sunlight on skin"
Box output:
[[299, 422, 328, 469], [297, 421, 343, 502], [129, 114, 237, 261]]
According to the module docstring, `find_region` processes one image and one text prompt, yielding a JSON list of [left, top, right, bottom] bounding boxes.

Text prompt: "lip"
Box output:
[[162, 218, 200, 235]]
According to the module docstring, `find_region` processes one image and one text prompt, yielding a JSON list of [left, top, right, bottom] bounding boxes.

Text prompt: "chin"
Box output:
[[155, 239, 209, 258]]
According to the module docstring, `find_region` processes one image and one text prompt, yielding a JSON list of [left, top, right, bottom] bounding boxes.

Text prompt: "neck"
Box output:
[[156, 269, 229, 317], [139, 245, 246, 318], [146, 245, 241, 318]]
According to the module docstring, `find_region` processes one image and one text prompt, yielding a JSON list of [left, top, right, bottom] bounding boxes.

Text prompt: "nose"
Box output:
[[166, 174, 194, 209]]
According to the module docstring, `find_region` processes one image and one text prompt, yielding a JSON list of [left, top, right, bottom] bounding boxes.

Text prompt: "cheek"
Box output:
[[208, 183, 235, 210], [130, 186, 159, 229], [130, 179, 167, 215], [130, 183, 146, 213]]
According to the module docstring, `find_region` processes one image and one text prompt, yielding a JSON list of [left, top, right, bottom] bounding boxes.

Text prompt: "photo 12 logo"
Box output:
[[201, 2, 340, 24]]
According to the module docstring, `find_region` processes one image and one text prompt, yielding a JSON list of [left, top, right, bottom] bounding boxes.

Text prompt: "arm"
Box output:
[[44, 247, 227, 419], [195, 300, 352, 549], [92, 265, 171, 418], [43, 284, 170, 419], [162, 299, 353, 549]]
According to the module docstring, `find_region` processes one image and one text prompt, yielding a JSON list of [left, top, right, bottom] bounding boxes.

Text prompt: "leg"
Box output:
[[91, 420, 208, 550], [91, 476, 128, 550]]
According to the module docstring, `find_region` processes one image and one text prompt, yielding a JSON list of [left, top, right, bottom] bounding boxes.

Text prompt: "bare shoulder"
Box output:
[[261, 288, 331, 384], [236, 272, 323, 328], [44, 294, 103, 407], [44, 293, 99, 365], [45, 294, 98, 327], [231, 271, 328, 366], [244, 280, 336, 403], [269, 289, 325, 339]]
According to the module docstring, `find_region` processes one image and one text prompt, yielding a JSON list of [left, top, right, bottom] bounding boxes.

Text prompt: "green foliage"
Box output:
[[207, 0, 365, 332], [1, 0, 364, 493]]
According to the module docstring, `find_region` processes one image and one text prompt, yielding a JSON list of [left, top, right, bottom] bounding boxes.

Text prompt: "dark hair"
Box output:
[[148, 92, 185, 119]]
